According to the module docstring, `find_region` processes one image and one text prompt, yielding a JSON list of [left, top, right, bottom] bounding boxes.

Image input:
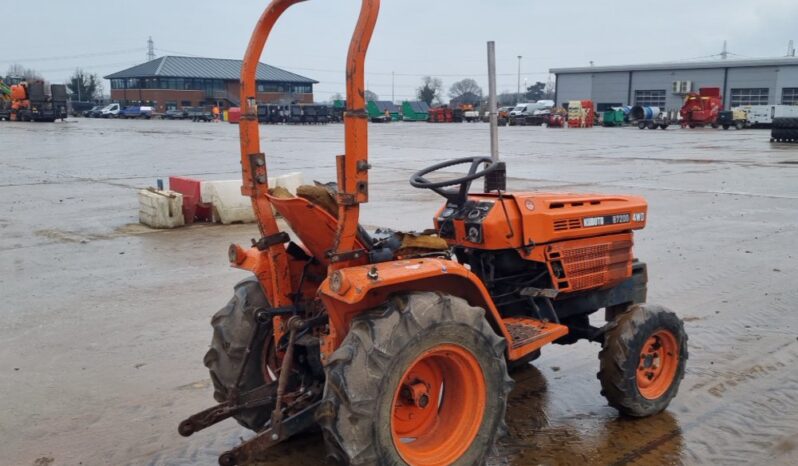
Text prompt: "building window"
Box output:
[[730, 88, 769, 106], [181, 100, 192, 108], [782, 88, 798, 105], [634, 90, 666, 108], [291, 84, 312, 94]]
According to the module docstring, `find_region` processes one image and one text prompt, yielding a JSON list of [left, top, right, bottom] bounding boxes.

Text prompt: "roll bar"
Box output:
[[238, 0, 381, 272]]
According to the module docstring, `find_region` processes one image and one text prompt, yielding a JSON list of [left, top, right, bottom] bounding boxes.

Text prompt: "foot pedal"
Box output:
[[502, 317, 568, 360]]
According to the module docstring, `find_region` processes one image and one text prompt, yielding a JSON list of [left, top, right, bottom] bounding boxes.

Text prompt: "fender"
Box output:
[[318, 258, 513, 361]]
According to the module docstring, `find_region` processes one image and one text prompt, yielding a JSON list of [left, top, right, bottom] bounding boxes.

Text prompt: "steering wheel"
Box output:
[[410, 156, 499, 205]]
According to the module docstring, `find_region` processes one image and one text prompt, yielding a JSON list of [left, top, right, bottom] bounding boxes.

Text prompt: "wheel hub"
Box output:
[[636, 330, 679, 399], [391, 344, 486, 466]]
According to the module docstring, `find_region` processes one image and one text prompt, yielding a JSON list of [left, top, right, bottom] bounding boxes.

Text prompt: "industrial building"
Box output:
[[551, 57, 798, 112], [105, 56, 317, 112]]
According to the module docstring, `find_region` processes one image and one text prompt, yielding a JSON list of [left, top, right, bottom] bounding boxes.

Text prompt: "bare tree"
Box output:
[[365, 90, 379, 102], [67, 68, 102, 101], [6, 64, 43, 82], [448, 78, 482, 99], [417, 76, 443, 106], [328, 92, 344, 103]]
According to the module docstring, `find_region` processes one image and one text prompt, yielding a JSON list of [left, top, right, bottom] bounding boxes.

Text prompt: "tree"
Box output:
[[67, 68, 101, 101], [6, 64, 43, 82], [364, 90, 379, 102], [525, 81, 546, 101], [448, 78, 482, 100], [417, 76, 443, 106], [328, 92, 344, 103], [497, 91, 518, 107]]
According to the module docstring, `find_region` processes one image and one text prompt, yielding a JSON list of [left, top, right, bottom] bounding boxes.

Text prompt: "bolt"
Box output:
[[418, 394, 429, 408]]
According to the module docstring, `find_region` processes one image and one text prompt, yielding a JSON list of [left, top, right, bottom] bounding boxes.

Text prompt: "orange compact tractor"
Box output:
[[179, 1, 688, 465]]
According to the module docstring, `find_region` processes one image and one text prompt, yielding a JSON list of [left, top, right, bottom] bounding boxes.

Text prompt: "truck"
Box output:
[[738, 104, 798, 127], [509, 100, 554, 126], [14, 81, 68, 122]]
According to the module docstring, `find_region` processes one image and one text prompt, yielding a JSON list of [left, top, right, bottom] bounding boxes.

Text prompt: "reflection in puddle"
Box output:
[[492, 364, 684, 466]]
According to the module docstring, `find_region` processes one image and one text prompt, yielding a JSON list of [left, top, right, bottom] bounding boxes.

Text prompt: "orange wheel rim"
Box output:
[[391, 344, 486, 466], [636, 329, 679, 400]]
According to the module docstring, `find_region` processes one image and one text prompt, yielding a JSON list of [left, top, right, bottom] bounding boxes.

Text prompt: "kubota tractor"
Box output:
[[179, 1, 688, 465]]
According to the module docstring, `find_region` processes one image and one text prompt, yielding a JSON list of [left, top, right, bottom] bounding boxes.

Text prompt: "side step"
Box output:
[[502, 317, 568, 361]]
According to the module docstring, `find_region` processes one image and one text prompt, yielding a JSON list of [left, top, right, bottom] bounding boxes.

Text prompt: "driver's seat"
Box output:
[[267, 183, 375, 264]]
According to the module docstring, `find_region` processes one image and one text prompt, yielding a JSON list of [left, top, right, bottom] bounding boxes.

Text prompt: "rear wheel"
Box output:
[[318, 292, 512, 465], [203, 277, 277, 430], [598, 303, 687, 417], [637, 121, 646, 130]]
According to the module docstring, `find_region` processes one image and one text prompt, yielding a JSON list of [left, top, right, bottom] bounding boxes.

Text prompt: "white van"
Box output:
[[739, 104, 798, 126], [509, 102, 551, 118], [100, 103, 121, 118]]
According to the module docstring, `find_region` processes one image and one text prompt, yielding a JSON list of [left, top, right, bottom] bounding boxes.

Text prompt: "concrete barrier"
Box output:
[[199, 172, 304, 225], [138, 189, 185, 228]]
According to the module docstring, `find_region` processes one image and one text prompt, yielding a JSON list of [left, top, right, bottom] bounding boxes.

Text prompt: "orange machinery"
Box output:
[[179, 2, 687, 465]]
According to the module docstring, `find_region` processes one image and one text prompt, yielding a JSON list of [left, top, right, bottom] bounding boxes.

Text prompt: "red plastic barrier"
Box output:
[[169, 176, 212, 224], [228, 107, 241, 124]]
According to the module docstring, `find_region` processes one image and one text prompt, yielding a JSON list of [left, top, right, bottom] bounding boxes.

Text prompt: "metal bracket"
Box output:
[[252, 231, 290, 251], [520, 287, 559, 299], [248, 153, 267, 185], [327, 248, 368, 263]]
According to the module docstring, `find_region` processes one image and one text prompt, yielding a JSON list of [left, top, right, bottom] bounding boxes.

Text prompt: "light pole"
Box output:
[[517, 55, 522, 104]]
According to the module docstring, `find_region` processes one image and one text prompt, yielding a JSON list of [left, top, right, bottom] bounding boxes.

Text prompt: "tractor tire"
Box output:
[[318, 292, 513, 466], [771, 128, 797, 141], [735, 121, 744, 130], [203, 276, 277, 431], [772, 117, 798, 129], [598, 303, 687, 418]]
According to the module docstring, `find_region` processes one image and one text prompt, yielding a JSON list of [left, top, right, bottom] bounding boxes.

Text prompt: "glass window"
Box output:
[[127, 78, 140, 89], [634, 90, 666, 108], [781, 88, 798, 105], [730, 88, 769, 106]]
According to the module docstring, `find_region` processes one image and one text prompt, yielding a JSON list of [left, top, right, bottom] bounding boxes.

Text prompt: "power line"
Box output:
[[4, 48, 143, 63]]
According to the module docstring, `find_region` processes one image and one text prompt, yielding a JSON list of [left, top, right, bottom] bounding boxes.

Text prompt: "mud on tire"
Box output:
[[203, 277, 275, 430], [317, 292, 513, 465], [598, 303, 688, 417]]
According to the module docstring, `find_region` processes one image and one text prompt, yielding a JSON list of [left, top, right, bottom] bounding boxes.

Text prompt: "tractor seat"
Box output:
[[267, 183, 373, 264], [268, 183, 448, 264]]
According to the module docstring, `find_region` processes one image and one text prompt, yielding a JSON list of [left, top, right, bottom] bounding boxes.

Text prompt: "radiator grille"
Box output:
[[548, 235, 633, 291]]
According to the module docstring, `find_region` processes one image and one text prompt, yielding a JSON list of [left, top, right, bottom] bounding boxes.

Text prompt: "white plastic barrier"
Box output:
[[199, 172, 304, 225], [138, 189, 185, 228]]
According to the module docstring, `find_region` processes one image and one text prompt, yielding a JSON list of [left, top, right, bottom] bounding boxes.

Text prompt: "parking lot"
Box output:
[[1, 118, 797, 465]]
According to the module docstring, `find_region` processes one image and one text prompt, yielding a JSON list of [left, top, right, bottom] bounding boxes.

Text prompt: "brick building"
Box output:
[[104, 56, 317, 111]]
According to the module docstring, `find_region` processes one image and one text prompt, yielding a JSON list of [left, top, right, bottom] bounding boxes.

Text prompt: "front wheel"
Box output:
[[318, 292, 513, 465], [598, 303, 687, 417]]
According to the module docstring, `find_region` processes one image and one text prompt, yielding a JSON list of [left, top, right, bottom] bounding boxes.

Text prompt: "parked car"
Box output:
[[162, 108, 188, 120], [82, 105, 103, 118], [118, 106, 153, 119], [100, 103, 122, 118], [185, 107, 213, 122]]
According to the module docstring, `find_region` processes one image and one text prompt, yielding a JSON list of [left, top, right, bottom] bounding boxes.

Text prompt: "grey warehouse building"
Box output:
[[551, 57, 798, 112]]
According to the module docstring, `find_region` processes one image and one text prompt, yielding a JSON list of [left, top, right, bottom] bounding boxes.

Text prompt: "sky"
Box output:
[[1, 0, 797, 101]]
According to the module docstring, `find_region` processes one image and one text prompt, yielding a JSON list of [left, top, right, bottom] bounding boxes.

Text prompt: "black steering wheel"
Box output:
[[410, 156, 499, 205]]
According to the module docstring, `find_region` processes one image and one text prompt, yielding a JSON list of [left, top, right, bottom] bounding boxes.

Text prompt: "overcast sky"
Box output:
[[2, 0, 796, 100]]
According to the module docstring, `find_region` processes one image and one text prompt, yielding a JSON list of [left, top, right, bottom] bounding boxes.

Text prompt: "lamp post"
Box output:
[[517, 55, 522, 104]]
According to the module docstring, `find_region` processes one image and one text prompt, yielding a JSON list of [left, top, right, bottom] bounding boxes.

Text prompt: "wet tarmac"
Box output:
[[1, 119, 797, 466]]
